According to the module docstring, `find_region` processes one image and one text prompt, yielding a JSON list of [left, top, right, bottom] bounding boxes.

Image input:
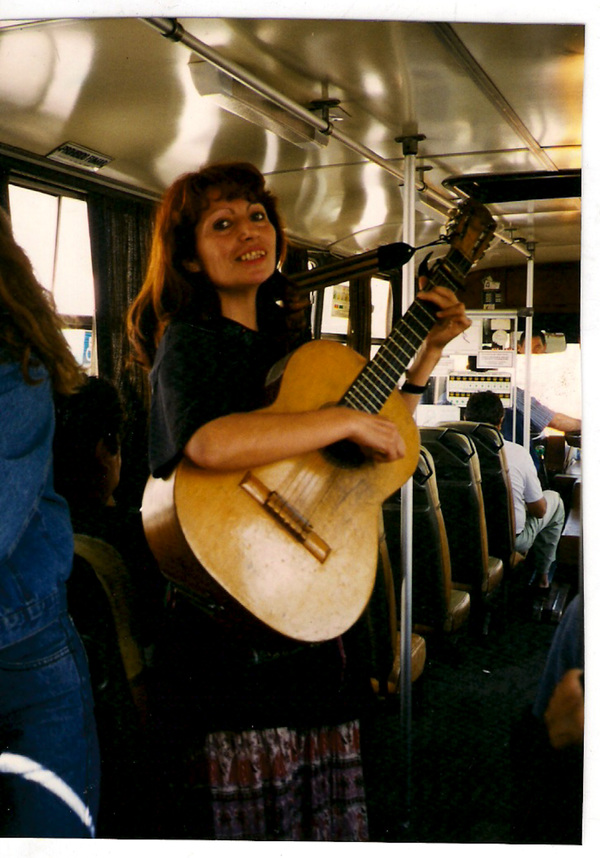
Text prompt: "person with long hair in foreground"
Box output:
[[0, 208, 100, 837]]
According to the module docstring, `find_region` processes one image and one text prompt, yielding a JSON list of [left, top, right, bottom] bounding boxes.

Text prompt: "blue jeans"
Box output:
[[0, 613, 100, 837]]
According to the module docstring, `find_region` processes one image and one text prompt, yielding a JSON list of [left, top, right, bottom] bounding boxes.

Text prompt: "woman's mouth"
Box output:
[[239, 249, 267, 262]]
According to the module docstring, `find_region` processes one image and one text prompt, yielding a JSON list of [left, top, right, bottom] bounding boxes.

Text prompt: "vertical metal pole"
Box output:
[[523, 245, 536, 452], [398, 135, 419, 829]]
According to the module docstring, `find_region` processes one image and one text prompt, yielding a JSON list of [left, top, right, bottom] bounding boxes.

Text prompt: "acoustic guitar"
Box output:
[[142, 199, 496, 642]]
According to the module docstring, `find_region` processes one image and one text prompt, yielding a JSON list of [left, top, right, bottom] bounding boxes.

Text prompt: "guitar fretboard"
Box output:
[[339, 245, 473, 414]]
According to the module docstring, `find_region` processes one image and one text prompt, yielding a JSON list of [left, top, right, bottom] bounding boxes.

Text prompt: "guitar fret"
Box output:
[[344, 386, 379, 412], [371, 357, 400, 387]]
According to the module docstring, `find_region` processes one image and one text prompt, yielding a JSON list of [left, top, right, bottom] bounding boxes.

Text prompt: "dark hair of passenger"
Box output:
[[53, 376, 125, 502], [464, 390, 505, 427], [518, 329, 546, 347], [0, 207, 83, 395], [126, 161, 287, 371]]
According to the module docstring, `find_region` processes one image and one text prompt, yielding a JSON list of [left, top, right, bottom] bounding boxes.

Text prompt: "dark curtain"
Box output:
[[349, 276, 372, 358], [87, 193, 155, 509], [281, 243, 308, 277], [281, 243, 313, 339], [0, 168, 10, 215]]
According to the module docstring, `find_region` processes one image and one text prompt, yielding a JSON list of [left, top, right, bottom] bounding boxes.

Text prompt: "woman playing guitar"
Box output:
[[126, 161, 470, 841]]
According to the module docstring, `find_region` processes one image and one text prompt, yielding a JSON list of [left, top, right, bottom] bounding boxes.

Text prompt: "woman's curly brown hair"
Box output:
[[0, 207, 83, 396]]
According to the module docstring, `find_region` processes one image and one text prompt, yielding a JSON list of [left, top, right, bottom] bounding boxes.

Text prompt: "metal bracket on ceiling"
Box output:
[[159, 18, 185, 42], [308, 99, 344, 136], [395, 133, 427, 157]]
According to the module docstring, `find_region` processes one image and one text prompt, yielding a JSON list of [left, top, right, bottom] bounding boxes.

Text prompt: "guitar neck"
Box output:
[[339, 245, 473, 414]]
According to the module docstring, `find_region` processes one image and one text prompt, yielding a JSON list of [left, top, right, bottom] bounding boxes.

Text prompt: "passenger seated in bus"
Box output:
[[533, 593, 583, 748], [464, 390, 565, 590], [506, 330, 581, 444], [53, 374, 165, 837], [53, 374, 165, 648], [512, 592, 583, 844], [0, 207, 100, 837], [126, 161, 471, 841], [465, 351, 581, 449]]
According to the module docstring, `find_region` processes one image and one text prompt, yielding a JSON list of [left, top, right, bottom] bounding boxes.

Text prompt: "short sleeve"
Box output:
[[516, 387, 555, 434], [148, 318, 283, 477]]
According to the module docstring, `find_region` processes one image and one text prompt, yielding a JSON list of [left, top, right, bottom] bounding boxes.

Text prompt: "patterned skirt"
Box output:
[[203, 719, 368, 841]]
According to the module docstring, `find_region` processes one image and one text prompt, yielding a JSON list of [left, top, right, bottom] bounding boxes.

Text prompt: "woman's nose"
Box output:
[[238, 217, 259, 239]]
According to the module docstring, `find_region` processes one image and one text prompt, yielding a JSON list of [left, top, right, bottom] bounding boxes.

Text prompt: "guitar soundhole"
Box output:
[[323, 439, 367, 469]]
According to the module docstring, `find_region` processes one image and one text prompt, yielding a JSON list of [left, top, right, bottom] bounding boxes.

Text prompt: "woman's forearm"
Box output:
[[400, 343, 443, 414], [184, 406, 406, 471]]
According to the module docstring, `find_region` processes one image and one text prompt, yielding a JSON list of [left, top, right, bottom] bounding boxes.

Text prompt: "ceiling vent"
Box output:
[[46, 142, 113, 172]]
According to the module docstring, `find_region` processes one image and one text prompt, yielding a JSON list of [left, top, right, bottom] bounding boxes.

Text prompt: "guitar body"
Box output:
[[142, 339, 420, 642]]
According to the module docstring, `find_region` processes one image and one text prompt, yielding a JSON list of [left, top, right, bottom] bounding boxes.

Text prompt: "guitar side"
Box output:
[[142, 339, 420, 642]]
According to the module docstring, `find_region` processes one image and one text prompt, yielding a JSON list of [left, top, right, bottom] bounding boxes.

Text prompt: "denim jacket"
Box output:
[[1, 356, 73, 648]]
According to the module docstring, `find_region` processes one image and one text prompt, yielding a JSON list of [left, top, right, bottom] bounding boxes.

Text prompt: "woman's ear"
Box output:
[[182, 259, 202, 273]]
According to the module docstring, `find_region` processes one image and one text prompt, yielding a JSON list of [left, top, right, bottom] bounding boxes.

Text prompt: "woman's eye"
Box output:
[[250, 210, 266, 222], [212, 218, 232, 231]]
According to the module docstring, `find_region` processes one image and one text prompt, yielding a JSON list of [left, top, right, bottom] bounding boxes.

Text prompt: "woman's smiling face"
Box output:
[[193, 191, 277, 293]]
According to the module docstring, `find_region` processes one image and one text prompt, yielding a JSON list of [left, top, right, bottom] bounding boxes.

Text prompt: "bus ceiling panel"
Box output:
[[180, 18, 542, 164], [451, 22, 584, 151], [0, 17, 583, 266]]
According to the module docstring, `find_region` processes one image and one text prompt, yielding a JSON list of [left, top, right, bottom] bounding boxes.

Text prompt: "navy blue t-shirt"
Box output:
[[148, 289, 305, 479]]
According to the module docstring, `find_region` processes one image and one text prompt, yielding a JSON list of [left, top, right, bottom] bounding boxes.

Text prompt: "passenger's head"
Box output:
[[518, 329, 547, 354], [0, 207, 83, 395], [127, 162, 286, 369], [54, 376, 125, 507], [464, 390, 505, 428]]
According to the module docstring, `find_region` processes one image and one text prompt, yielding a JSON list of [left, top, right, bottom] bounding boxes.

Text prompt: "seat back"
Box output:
[[383, 447, 454, 632], [440, 421, 517, 569], [72, 534, 146, 707], [419, 426, 490, 595]]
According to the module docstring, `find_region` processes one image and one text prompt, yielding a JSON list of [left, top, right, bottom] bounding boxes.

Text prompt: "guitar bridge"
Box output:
[[240, 472, 331, 563]]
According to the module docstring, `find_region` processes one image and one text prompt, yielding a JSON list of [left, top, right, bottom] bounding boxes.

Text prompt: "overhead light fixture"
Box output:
[[189, 59, 329, 150]]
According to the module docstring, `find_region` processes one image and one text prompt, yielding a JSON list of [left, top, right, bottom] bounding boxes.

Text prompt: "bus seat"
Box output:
[[72, 533, 148, 718], [370, 515, 427, 696], [439, 421, 521, 575], [382, 446, 470, 637], [371, 632, 427, 696], [419, 427, 504, 629], [557, 478, 581, 570], [543, 435, 567, 480]]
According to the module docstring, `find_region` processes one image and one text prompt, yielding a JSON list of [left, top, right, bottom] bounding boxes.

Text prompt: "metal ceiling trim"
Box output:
[[429, 23, 558, 173]]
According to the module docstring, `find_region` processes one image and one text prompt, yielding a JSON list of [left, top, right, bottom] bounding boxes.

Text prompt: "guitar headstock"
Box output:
[[445, 198, 496, 265]]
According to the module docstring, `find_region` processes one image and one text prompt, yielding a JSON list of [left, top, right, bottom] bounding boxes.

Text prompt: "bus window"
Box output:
[[319, 282, 351, 338], [8, 185, 95, 370]]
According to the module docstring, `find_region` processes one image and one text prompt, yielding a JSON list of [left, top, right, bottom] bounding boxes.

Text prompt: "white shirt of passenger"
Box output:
[[502, 438, 544, 534]]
